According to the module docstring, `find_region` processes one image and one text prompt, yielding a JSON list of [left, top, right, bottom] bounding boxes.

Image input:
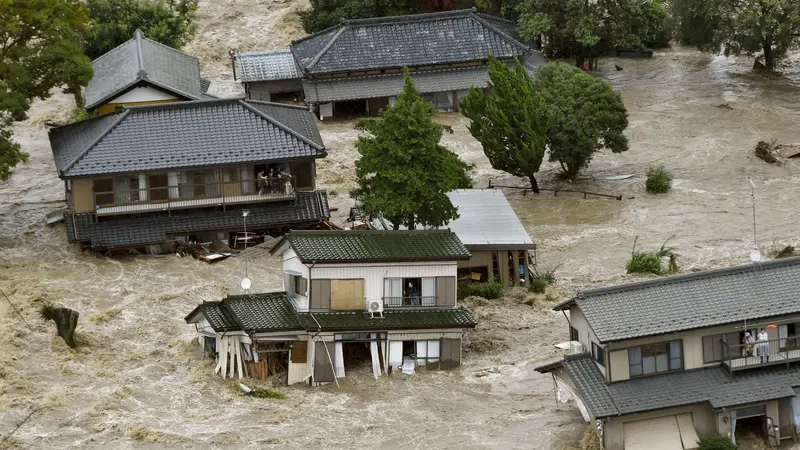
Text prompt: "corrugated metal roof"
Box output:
[[445, 189, 534, 248], [85, 30, 203, 110], [236, 49, 302, 82], [571, 256, 800, 343]]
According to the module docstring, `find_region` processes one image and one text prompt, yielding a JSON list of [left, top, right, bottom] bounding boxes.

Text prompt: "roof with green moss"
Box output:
[[270, 230, 471, 263]]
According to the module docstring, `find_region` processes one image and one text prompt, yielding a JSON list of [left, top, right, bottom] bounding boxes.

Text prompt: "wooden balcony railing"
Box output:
[[92, 177, 293, 216], [722, 336, 800, 374], [383, 296, 437, 308]]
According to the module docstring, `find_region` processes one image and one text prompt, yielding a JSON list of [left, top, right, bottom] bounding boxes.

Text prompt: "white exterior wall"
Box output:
[[310, 261, 458, 310], [569, 306, 605, 375], [280, 248, 310, 311], [110, 85, 179, 103]]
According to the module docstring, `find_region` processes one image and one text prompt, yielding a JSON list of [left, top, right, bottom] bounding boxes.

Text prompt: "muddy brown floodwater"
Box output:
[[1, 0, 800, 446]]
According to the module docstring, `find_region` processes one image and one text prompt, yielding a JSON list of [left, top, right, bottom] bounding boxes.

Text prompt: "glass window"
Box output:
[[416, 340, 441, 367], [94, 178, 114, 206], [592, 342, 605, 367], [629, 340, 682, 377]]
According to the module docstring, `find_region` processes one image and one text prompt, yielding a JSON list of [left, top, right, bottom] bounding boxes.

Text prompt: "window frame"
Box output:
[[628, 339, 683, 378], [286, 273, 307, 297], [591, 342, 605, 367], [570, 326, 579, 342]]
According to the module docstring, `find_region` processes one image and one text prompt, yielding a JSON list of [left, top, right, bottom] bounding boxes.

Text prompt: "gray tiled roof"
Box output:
[[49, 99, 325, 177], [236, 49, 302, 82], [291, 9, 532, 75], [273, 229, 471, 263], [67, 192, 330, 248], [85, 30, 203, 110], [186, 292, 476, 332], [560, 257, 800, 343], [540, 354, 800, 418]]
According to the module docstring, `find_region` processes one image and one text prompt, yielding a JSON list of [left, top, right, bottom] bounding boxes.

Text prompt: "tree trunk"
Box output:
[[40, 306, 79, 348], [763, 42, 774, 71], [527, 174, 540, 193]]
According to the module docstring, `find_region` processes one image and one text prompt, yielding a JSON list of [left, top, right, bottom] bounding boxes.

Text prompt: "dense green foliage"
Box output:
[[458, 280, 504, 299], [0, 0, 93, 180], [530, 269, 556, 294], [646, 165, 672, 194], [626, 237, 679, 275], [85, 0, 198, 60], [517, 0, 670, 68], [535, 63, 628, 181], [251, 388, 286, 399], [460, 56, 549, 192], [351, 71, 473, 230], [674, 0, 800, 70], [697, 436, 736, 450]]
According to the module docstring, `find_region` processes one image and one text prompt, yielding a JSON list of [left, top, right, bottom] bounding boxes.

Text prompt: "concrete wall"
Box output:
[[71, 178, 95, 213], [603, 403, 718, 450], [246, 79, 304, 102]]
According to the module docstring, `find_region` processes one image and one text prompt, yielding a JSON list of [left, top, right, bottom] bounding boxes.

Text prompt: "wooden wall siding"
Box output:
[[439, 338, 462, 370], [71, 178, 95, 213], [246, 79, 304, 101], [97, 98, 181, 115], [330, 279, 364, 310], [388, 331, 462, 340], [291, 341, 308, 363], [310, 279, 331, 309], [435, 276, 456, 306], [314, 341, 335, 383]]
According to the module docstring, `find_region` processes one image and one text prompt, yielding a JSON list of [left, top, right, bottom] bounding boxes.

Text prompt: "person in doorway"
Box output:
[[257, 170, 268, 196], [743, 331, 755, 357], [757, 328, 770, 362], [407, 282, 420, 306], [278, 167, 293, 194]]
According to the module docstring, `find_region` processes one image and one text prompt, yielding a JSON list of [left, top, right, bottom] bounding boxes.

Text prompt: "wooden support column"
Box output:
[[498, 251, 510, 286], [487, 251, 495, 283], [512, 251, 521, 287]]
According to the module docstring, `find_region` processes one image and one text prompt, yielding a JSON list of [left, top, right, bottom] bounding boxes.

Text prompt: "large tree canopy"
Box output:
[[534, 62, 629, 181], [460, 55, 549, 192], [517, 0, 670, 69], [351, 71, 473, 229], [85, 0, 198, 60], [0, 0, 93, 180]]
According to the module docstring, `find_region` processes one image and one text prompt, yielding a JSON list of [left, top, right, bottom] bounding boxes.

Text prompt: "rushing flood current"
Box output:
[[1, 1, 800, 446]]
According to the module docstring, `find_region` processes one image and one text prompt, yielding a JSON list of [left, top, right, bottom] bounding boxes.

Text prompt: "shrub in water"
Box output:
[[530, 270, 556, 294], [251, 388, 286, 399], [625, 236, 679, 275], [469, 281, 504, 300], [697, 436, 736, 450], [457, 278, 472, 300], [646, 165, 672, 194]]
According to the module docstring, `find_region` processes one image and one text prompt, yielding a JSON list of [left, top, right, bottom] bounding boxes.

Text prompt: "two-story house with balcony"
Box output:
[[184, 230, 477, 386], [85, 29, 213, 115], [536, 256, 800, 449], [48, 99, 330, 250], [233, 8, 547, 119]]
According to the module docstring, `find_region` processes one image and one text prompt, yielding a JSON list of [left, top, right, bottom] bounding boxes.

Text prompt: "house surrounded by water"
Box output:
[[536, 256, 800, 449], [85, 30, 214, 115], [233, 8, 547, 119], [48, 99, 329, 250], [185, 230, 476, 385]]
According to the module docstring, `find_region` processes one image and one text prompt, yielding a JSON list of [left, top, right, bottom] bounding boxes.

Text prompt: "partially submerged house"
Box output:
[[185, 229, 477, 385], [85, 30, 213, 115], [48, 99, 329, 250], [536, 256, 800, 449], [371, 189, 535, 286], [234, 9, 546, 118]]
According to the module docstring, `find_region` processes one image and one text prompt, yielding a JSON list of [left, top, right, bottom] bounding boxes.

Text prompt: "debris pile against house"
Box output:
[[754, 140, 800, 165], [185, 230, 477, 385]]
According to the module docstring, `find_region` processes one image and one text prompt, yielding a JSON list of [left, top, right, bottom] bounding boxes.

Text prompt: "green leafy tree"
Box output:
[[534, 62, 628, 181], [0, 0, 93, 180], [85, 0, 198, 60], [460, 55, 548, 192], [518, 0, 670, 69], [671, 0, 718, 48], [351, 70, 473, 229], [299, 0, 414, 33]]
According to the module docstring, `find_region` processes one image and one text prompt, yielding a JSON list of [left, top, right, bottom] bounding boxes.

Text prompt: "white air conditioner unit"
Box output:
[[368, 300, 384, 318], [569, 341, 583, 355]]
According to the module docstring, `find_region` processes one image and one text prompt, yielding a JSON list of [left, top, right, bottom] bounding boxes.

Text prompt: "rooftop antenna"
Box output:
[[748, 178, 761, 263], [241, 209, 252, 293]]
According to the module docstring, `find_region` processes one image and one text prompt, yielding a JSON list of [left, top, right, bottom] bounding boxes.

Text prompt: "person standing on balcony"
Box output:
[[257, 170, 268, 196], [757, 328, 770, 363], [742, 332, 755, 357], [407, 282, 420, 306]]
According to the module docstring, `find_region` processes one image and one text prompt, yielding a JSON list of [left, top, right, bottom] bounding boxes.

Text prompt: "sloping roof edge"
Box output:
[[238, 100, 324, 151], [60, 110, 131, 175]]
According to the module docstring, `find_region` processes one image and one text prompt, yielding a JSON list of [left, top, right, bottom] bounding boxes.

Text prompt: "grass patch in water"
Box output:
[[529, 269, 556, 294], [625, 236, 679, 275], [251, 388, 286, 400], [645, 165, 672, 194]]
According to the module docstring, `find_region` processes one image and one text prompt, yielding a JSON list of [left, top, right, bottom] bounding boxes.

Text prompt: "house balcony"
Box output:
[[722, 337, 800, 373], [383, 296, 438, 308], [93, 177, 294, 216]]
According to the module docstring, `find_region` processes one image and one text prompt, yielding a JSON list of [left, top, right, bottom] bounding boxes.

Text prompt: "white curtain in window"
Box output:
[[334, 342, 345, 379], [384, 279, 402, 298], [421, 278, 435, 298], [389, 341, 403, 367], [428, 340, 440, 362], [138, 174, 147, 201], [114, 177, 130, 204], [168, 172, 179, 198], [780, 325, 788, 348]]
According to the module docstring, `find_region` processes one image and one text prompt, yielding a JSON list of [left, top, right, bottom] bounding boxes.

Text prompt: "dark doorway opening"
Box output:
[[735, 415, 766, 447], [334, 99, 367, 118], [342, 341, 371, 371]]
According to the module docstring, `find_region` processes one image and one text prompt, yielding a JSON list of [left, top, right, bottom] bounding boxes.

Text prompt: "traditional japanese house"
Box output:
[[185, 229, 477, 385], [48, 99, 329, 250], [536, 256, 800, 449], [233, 8, 547, 118]]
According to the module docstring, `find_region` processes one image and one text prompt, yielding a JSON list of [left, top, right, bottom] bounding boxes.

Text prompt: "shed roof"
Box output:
[[444, 189, 534, 249], [236, 49, 302, 82], [49, 99, 325, 177], [291, 9, 536, 75], [536, 354, 800, 418], [271, 230, 471, 263], [555, 256, 800, 343], [185, 292, 476, 332], [85, 30, 203, 110]]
